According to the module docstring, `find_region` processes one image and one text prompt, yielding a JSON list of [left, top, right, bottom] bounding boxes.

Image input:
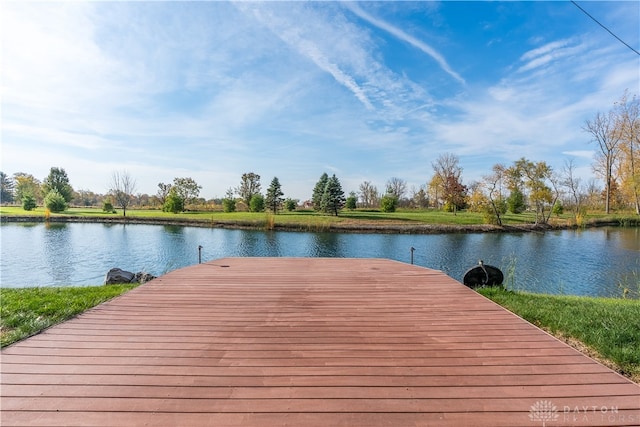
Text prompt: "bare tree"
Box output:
[[561, 159, 584, 217], [385, 177, 407, 202], [110, 171, 137, 217], [410, 184, 429, 208], [614, 91, 640, 214], [545, 171, 562, 224], [157, 182, 172, 207], [482, 164, 506, 226], [431, 153, 466, 213], [583, 111, 623, 213], [585, 178, 602, 209], [358, 181, 378, 208]]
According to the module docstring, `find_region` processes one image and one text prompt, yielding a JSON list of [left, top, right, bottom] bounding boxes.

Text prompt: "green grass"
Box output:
[[478, 287, 640, 382], [4, 205, 635, 229], [0, 284, 139, 347]]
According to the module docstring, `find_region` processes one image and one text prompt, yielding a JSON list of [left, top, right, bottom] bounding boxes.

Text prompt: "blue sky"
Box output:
[[2, 1, 638, 201]]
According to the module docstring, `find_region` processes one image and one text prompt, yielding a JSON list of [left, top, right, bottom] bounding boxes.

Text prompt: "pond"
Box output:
[[1, 222, 638, 298]]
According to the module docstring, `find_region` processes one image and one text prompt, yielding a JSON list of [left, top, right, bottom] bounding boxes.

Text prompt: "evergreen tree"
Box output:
[[102, 199, 115, 213], [320, 174, 346, 216], [312, 173, 329, 211], [507, 188, 525, 213], [22, 194, 37, 211], [265, 177, 284, 214], [44, 188, 67, 213], [42, 167, 74, 203], [0, 172, 14, 204]]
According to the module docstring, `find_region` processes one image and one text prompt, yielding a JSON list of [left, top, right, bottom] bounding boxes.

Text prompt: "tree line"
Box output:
[[1, 91, 637, 221]]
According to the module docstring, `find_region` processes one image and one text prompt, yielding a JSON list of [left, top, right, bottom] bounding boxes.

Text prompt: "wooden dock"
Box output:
[[2, 258, 639, 426]]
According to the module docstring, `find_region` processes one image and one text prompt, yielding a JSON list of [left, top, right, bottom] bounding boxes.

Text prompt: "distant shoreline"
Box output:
[[1, 214, 634, 234]]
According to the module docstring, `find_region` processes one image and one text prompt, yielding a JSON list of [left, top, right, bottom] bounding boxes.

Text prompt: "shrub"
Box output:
[[482, 206, 501, 225], [380, 195, 398, 213], [249, 194, 265, 212], [345, 195, 357, 210], [44, 189, 67, 213], [443, 201, 455, 213], [102, 200, 115, 213], [507, 189, 525, 214], [163, 189, 184, 213], [284, 198, 297, 212], [222, 198, 236, 213], [552, 201, 564, 216], [497, 198, 508, 215], [22, 194, 37, 211]]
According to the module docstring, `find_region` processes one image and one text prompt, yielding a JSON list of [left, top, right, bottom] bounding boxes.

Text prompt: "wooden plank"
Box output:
[[4, 410, 639, 427], [2, 372, 630, 387], [3, 363, 611, 377], [4, 395, 640, 413], [5, 383, 640, 399], [1, 257, 638, 427]]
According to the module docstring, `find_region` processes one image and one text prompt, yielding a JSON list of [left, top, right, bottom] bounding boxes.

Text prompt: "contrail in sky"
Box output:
[[345, 3, 466, 85]]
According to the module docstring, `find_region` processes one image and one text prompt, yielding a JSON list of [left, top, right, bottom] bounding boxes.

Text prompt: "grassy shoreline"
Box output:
[[2, 206, 638, 233], [478, 288, 640, 383], [1, 284, 638, 383], [0, 284, 139, 347]]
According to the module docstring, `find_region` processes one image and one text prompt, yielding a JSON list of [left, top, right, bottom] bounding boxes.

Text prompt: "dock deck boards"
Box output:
[[2, 257, 639, 426]]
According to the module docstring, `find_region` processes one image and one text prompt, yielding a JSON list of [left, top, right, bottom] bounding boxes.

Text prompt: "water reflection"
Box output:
[[43, 223, 74, 284], [264, 232, 283, 257], [617, 227, 640, 251], [237, 231, 263, 256], [310, 233, 344, 257], [1, 222, 638, 298]]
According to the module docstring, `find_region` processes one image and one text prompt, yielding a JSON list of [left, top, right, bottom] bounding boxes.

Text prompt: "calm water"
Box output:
[[1, 222, 638, 298]]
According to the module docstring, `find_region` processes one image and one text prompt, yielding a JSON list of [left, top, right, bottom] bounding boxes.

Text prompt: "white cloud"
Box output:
[[345, 2, 465, 85], [1, 2, 637, 201], [235, 2, 374, 109], [517, 39, 586, 74], [562, 150, 594, 159], [1, 3, 141, 116], [233, 2, 432, 116], [520, 39, 571, 61]]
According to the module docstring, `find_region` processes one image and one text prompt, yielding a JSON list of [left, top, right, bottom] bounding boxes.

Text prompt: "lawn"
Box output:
[[4, 205, 634, 230], [478, 287, 640, 382], [0, 284, 139, 347]]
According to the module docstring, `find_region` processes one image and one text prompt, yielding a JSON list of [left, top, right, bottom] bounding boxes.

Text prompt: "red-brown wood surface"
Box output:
[[2, 258, 638, 426]]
